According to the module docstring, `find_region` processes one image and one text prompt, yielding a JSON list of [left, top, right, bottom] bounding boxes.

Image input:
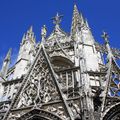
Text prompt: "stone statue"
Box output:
[[41, 25, 47, 38]]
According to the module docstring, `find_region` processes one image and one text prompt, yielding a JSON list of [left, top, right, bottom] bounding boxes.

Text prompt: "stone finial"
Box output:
[[41, 25, 47, 39], [26, 26, 34, 38], [27, 26, 33, 34], [52, 13, 63, 27], [4, 48, 12, 62], [101, 31, 109, 44], [85, 19, 90, 29], [23, 26, 36, 44], [29, 26, 33, 32]]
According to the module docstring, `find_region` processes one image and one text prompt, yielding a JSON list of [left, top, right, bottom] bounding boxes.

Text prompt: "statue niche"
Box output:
[[51, 56, 74, 71]]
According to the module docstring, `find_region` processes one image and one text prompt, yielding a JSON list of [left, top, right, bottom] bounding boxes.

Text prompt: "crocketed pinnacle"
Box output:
[[71, 4, 85, 39]]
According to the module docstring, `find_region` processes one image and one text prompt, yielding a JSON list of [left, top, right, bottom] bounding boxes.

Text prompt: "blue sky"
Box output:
[[0, 0, 120, 66]]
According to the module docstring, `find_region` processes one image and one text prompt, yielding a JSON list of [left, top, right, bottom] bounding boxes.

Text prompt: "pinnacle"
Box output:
[[25, 26, 36, 43], [29, 25, 33, 32], [73, 4, 79, 14], [22, 33, 26, 39], [85, 19, 89, 28], [73, 4, 80, 22], [26, 26, 33, 35], [71, 4, 85, 38], [4, 48, 12, 61]]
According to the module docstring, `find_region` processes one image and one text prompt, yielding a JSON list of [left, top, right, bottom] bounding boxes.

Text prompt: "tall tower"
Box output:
[[13, 26, 36, 79], [72, 4, 102, 71], [71, 4, 104, 119]]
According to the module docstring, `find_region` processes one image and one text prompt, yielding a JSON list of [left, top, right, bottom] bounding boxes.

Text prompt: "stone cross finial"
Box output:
[[101, 31, 109, 43], [52, 13, 63, 26]]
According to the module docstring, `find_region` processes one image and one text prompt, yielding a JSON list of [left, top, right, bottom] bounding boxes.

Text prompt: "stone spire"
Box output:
[[27, 26, 33, 34], [0, 48, 12, 79], [71, 4, 85, 39], [21, 26, 36, 46], [13, 26, 36, 79], [18, 26, 36, 61], [29, 25, 33, 32], [4, 48, 12, 62]]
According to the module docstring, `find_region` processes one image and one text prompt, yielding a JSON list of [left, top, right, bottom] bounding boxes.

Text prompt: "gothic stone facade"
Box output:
[[0, 4, 120, 120]]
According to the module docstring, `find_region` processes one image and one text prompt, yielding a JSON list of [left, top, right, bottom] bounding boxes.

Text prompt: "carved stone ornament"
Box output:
[[14, 48, 60, 109], [17, 109, 63, 120]]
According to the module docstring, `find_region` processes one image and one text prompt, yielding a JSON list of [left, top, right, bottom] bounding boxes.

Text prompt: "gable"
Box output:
[[3, 45, 74, 120]]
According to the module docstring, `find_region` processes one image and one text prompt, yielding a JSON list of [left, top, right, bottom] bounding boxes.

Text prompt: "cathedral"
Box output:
[[0, 4, 120, 120]]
